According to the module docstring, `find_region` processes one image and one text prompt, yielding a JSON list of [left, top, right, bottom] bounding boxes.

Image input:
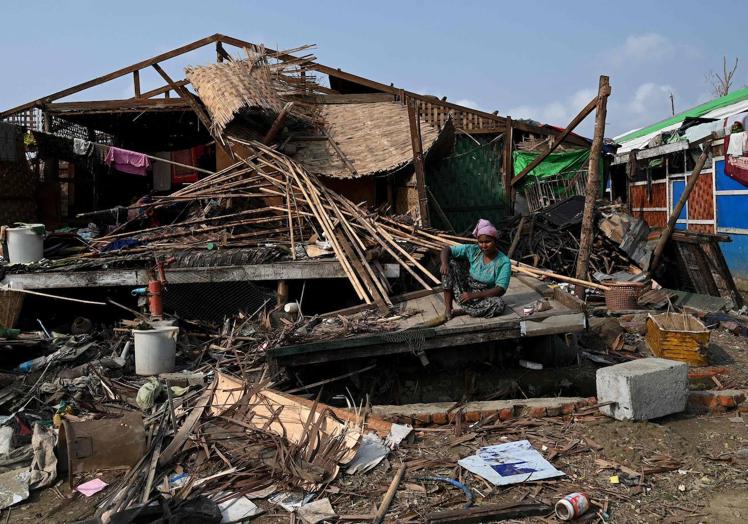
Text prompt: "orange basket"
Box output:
[[603, 280, 645, 311]]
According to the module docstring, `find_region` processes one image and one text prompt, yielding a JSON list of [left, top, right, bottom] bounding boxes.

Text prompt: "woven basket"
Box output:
[[0, 289, 24, 329], [603, 281, 645, 311], [646, 312, 710, 366]]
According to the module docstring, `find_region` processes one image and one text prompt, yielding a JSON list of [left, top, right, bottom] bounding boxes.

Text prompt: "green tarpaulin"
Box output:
[[513, 148, 590, 182]]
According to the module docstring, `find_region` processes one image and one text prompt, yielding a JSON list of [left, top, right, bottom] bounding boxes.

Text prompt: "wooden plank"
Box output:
[[1, 34, 220, 118], [520, 312, 586, 336], [270, 325, 523, 366], [0, 260, 348, 290]]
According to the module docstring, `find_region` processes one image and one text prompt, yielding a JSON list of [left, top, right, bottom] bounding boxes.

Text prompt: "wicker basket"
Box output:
[[0, 289, 24, 329], [646, 312, 710, 366], [603, 280, 645, 311]]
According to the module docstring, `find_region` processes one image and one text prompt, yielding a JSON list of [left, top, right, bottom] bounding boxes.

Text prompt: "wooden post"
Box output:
[[407, 99, 430, 226], [649, 139, 712, 273], [503, 116, 514, 212], [574, 75, 611, 293], [507, 215, 527, 258], [625, 148, 638, 214], [262, 102, 294, 145], [133, 70, 141, 98]]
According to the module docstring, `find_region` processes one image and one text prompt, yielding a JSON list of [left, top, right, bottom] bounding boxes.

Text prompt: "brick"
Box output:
[[464, 410, 481, 423], [498, 408, 514, 421], [430, 411, 448, 425], [562, 403, 576, 415], [546, 405, 563, 417], [528, 406, 547, 418]]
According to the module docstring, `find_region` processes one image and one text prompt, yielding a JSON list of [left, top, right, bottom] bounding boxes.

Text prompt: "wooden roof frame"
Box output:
[[0, 33, 589, 147]]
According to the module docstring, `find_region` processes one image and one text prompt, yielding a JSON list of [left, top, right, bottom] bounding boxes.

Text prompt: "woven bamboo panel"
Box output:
[[687, 173, 714, 220], [0, 289, 24, 329], [642, 211, 667, 227], [292, 102, 441, 179]]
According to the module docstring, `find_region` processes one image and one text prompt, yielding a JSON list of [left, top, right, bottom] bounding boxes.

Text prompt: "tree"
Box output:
[[706, 56, 739, 98]]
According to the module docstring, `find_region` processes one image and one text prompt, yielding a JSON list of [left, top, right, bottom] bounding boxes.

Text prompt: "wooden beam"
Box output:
[[0, 34, 221, 118], [574, 76, 610, 288], [305, 93, 395, 104], [511, 93, 600, 187], [649, 139, 713, 273], [46, 98, 191, 114], [407, 99, 430, 226], [134, 79, 190, 100]]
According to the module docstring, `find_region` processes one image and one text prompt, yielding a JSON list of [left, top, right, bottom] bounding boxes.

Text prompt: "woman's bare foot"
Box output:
[[451, 309, 466, 317]]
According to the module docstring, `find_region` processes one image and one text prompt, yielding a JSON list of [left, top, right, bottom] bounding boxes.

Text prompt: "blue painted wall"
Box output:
[[714, 159, 748, 281]]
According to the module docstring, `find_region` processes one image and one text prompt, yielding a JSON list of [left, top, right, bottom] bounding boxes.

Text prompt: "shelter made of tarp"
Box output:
[[512, 148, 590, 183]]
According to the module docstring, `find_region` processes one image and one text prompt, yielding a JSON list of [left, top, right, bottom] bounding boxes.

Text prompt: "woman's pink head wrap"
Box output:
[[473, 218, 498, 239]]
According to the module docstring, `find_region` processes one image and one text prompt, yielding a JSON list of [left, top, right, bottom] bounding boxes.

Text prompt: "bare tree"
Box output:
[[706, 56, 739, 97]]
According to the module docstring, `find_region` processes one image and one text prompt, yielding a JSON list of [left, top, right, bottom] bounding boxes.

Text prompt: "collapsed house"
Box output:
[[1, 34, 747, 523]]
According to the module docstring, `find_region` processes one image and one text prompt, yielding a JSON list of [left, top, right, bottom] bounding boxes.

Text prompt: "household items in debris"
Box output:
[[646, 311, 710, 366], [458, 440, 565, 486]]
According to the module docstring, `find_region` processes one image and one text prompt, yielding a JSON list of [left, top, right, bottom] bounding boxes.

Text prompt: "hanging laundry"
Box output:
[[73, 138, 93, 156], [726, 131, 746, 157], [725, 133, 748, 187], [104, 146, 150, 176]]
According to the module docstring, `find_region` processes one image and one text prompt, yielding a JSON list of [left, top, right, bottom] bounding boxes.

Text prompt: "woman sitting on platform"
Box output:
[[440, 219, 511, 319]]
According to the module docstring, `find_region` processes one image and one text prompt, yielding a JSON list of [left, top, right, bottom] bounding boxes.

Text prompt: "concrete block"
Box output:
[[596, 358, 688, 420]]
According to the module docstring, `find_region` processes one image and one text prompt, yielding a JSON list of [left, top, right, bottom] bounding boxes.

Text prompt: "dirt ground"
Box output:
[[3, 326, 748, 523]]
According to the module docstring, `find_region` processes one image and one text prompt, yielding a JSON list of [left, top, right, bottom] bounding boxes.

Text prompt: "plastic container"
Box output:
[[555, 492, 590, 520], [6, 224, 45, 264], [132, 326, 178, 376]]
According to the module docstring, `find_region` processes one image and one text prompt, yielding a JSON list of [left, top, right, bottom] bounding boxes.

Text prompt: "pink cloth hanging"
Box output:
[[104, 146, 150, 176]]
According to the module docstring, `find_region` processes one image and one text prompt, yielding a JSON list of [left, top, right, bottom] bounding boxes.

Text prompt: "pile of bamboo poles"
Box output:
[[88, 140, 469, 311], [87, 139, 608, 308]]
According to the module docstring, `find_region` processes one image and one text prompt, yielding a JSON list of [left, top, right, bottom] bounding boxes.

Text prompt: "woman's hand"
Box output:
[[440, 262, 450, 277], [459, 292, 474, 303]]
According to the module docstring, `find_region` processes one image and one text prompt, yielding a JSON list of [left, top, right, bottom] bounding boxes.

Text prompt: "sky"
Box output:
[[2, 0, 747, 138]]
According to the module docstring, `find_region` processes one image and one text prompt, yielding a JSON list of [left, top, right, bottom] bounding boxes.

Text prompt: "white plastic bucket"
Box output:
[[6, 225, 44, 264], [132, 326, 178, 376]]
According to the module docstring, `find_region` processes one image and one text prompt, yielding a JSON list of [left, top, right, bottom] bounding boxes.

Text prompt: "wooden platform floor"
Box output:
[[268, 275, 587, 366]]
